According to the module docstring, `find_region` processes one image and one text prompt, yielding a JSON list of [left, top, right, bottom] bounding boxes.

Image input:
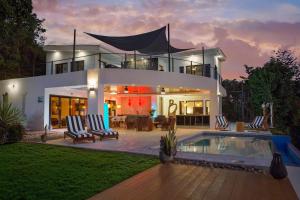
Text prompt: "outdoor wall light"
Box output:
[[89, 87, 96, 95], [160, 87, 166, 95], [117, 104, 121, 109], [124, 86, 129, 94], [8, 83, 18, 92]]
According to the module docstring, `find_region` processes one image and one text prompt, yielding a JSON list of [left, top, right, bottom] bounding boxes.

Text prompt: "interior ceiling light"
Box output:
[[161, 87, 166, 95], [124, 86, 128, 94]]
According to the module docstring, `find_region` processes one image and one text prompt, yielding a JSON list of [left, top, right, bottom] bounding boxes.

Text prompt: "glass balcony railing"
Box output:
[[23, 52, 223, 85]]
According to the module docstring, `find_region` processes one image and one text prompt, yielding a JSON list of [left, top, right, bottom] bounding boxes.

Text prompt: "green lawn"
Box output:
[[0, 143, 159, 200]]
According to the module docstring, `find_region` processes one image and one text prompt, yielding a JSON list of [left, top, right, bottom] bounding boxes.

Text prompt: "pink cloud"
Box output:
[[32, 1, 300, 79]]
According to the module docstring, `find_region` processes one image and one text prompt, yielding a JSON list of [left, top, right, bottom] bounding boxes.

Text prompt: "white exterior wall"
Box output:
[[0, 46, 226, 131], [0, 68, 224, 130], [0, 71, 87, 130]]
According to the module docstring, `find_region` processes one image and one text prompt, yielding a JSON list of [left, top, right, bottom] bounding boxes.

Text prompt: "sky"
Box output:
[[32, 0, 300, 79]]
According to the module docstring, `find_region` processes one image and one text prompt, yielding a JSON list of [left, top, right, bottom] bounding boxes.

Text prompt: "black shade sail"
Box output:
[[85, 26, 191, 54]]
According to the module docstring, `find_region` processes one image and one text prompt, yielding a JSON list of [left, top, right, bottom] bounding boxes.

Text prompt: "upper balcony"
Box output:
[[44, 47, 225, 86]]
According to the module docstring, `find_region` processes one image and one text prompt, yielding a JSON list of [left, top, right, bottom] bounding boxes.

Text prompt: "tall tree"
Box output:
[[222, 79, 252, 122], [244, 50, 300, 131], [0, 0, 46, 80]]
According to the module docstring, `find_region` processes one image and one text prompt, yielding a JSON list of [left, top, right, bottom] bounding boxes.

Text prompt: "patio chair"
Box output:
[[64, 115, 95, 144], [246, 116, 265, 130], [87, 114, 119, 140], [215, 115, 229, 130]]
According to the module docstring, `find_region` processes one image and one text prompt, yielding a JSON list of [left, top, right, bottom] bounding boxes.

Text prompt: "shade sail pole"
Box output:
[[202, 46, 205, 76], [168, 24, 171, 72], [72, 29, 76, 71]]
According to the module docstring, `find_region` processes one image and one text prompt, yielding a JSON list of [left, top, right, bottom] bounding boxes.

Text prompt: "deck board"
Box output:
[[89, 164, 298, 200]]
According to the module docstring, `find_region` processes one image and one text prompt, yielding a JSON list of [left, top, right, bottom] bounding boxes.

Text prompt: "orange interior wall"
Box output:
[[120, 96, 151, 115]]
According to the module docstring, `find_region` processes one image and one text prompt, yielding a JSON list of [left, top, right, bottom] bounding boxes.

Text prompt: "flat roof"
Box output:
[[173, 48, 226, 60], [43, 44, 113, 53]]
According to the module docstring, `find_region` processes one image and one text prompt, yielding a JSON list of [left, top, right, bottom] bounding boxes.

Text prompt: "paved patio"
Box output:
[[47, 128, 201, 155]]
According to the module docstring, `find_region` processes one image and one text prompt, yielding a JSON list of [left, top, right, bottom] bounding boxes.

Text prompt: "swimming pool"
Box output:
[[178, 135, 273, 159], [272, 135, 300, 166]]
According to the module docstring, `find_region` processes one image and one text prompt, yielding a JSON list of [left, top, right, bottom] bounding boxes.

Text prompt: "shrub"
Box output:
[[0, 102, 25, 144], [6, 124, 25, 143]]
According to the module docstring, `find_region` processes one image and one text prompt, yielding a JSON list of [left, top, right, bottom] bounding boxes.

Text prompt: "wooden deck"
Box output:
[[89, 164, 298, 200]]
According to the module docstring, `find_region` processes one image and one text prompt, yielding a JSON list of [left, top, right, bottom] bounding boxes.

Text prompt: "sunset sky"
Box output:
[[33, 0, 300, 79]]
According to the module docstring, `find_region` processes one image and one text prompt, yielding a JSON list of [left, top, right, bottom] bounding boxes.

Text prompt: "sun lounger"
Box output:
[[246, 116, 265, 130], [64, 115, 95, 144], [87, 114, 119, 140], [215, 115, 229, 130]]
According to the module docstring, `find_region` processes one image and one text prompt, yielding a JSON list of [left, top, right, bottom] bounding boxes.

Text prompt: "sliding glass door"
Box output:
[[50, 95, 88, 129]]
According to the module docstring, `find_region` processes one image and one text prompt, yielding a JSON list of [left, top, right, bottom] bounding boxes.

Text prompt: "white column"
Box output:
[[87, 68, 103, 115], [218, 95, 222, 114], [209, 91, 219, 129], [98, 83, 104, 115]]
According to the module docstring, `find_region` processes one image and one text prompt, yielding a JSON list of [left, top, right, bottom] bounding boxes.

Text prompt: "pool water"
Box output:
[[272, 135, 300, 166], [178, 135, 273, 158]]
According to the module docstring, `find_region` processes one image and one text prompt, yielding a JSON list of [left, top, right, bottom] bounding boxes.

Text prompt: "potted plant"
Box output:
[[41, 125, 48, 143], [159, 129, 177, 163]]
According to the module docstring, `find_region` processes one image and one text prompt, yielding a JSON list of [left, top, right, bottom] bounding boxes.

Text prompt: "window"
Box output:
[[179, 66, 184, 73], [205, 100, 210, 115], [186, 65, 203, 76], [50, 96, 88, 129], [186, 101, 195, 115], [55, 63, 68, 74], [71, 60, 84, 72], [194, 101, 203, 115], [204, 64, 211, 77], [186, 100, 204, 115]]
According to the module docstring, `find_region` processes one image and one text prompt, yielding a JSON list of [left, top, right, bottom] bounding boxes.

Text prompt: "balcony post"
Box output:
[[149, 55, 152, 70], [124, 53, 127, 68], [51, 61, 54, 74], [72, 29, 76, 71], [98, 53, 102, 68], [172, 57, 174, 72], [168, 24, 171, 72], [134, 50, 136, 69], [202, 46, 205, 76]]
